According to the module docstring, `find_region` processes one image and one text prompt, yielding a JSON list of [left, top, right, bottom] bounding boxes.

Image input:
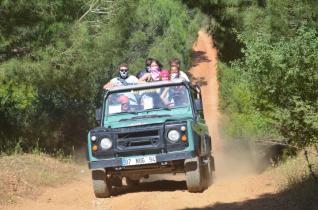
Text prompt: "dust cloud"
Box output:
[[214, 139, 258, 181]]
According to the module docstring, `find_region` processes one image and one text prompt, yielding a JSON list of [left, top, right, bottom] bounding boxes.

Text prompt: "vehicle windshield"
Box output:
[[105, 84, 190, 115]]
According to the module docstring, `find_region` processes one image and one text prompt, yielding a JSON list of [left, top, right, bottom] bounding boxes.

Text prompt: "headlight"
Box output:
[[167, 130, 180, 142], [100, 138, 112, 150]]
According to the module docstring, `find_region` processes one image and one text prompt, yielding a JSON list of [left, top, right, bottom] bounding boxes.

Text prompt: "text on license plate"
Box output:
[[122, 155, 156, 166]]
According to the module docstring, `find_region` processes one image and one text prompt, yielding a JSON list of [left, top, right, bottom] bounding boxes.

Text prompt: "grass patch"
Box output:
[[271, 148, 318, 209], [0, 153, 81, 205]]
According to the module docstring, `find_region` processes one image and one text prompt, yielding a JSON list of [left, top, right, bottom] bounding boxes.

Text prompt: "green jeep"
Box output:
[[87, 80, 215, 197]]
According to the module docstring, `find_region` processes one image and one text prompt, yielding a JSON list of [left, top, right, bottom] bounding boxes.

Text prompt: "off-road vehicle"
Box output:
[[87, 80, 215, 197]]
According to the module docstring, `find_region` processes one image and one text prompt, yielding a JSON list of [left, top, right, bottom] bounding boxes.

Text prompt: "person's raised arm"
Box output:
[[103, 81, 113, 90], [138, 73, 152, 83]]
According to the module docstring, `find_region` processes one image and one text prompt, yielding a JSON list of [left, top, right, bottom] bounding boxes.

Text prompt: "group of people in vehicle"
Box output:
[[104, 58, 191, 113], [103, 58, 190, 90], [107, 84, 189, 114]]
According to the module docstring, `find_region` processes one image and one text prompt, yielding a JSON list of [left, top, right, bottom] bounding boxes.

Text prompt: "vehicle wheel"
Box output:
[[201, 165, 209, 189], [126, 177, 140, 186], [185, 157, 203, 192], [202, 156, 214, 189], [110, 176, 123, 187], [92, 170, 111, 198]]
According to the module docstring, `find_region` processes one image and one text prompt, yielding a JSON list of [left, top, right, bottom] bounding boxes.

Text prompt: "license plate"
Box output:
[[122, 155, 157, 166]]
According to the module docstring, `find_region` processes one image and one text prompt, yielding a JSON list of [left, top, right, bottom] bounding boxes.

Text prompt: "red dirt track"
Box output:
[[4, 31, 279, 210], [189, 30, 220, 151]]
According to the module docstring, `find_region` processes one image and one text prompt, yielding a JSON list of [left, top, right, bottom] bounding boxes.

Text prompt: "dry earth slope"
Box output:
[[5, 31, 280, 210]]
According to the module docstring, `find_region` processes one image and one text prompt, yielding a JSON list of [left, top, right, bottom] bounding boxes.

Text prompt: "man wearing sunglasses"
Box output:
[[103, 63, 139, 89]]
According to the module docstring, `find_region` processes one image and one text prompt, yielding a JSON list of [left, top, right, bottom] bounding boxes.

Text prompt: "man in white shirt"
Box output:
[[103, 63, 139, 105], [103, 63, 139, 89]]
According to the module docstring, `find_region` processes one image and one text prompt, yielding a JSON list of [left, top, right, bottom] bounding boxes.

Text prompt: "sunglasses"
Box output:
[[119, 68, 129, 72]]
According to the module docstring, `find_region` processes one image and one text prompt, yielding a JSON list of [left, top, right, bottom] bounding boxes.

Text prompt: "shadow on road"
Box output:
[[188, 50, 212, 87], [191, 50, 211, 67], [181, 177, 318, 210], [111, 180, 187, 196], [189, 76, 208, 87]]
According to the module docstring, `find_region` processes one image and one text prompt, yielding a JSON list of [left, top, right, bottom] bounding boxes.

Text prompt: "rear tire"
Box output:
[[202, 156, 214, 189], [126, 178, 140, 186], [92, 170, 111, 198], [185, 157, 203, 192]]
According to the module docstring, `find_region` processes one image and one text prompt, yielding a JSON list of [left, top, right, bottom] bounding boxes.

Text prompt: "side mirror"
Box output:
[[194, 99, 203, 111], [95, 108, 102, 123]]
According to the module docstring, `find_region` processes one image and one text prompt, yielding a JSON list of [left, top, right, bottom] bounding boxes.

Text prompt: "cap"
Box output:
[[160, 70, 170, 81], [117, 95, 129, 104]]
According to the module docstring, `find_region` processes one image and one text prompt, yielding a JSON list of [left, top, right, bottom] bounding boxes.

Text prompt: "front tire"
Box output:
[[92, 170, 111, 198], [185, 157, 203, 192]]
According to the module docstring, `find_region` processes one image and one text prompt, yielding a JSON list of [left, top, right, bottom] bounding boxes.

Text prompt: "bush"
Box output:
[[218, 62, 275, 142], [237, 26, 318, 147]]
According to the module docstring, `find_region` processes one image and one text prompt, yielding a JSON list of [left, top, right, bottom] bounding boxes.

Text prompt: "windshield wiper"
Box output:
[[115, 111, 138, 115], [138, 107, 172, 113], [119, 114, 171, 122], [153, 107, 172, 111]]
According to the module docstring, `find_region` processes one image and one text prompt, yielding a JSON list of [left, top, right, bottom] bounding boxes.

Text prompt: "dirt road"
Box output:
[[6, 31, 279, 210]]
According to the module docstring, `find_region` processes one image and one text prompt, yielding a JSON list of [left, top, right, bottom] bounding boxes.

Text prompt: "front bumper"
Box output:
[[88, 150, 195, 169]]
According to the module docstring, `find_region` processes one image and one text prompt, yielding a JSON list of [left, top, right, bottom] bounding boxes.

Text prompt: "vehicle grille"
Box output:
[[117, 130, 160, 149], [118, 130, 158, 139], [114, 125, 164, 154]]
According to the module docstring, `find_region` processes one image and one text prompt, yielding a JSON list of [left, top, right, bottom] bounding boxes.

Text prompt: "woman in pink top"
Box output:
[[139, 59, 163, 82]]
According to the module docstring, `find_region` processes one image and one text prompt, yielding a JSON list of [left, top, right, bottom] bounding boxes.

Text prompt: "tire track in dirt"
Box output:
[[4, 31, 279, 210]]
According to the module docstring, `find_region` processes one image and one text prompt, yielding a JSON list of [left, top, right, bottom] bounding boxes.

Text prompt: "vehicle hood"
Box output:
[[104, 113, 192, 129]]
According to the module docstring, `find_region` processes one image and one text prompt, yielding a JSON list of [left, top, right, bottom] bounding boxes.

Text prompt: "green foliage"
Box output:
[[187, 0, 318, 147], [0, 0, 202, 152], [218, 62, 275, 141], [0, 0, 86, 61], [237, 26, 318, 146]]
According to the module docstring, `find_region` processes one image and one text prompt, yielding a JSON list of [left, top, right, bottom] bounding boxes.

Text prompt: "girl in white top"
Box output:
[[170, 66, 190, 81], [169, 58, 190, 82]]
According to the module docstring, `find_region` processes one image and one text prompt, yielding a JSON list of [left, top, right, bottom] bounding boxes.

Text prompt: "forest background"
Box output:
[[0, 0, 317, 154]]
